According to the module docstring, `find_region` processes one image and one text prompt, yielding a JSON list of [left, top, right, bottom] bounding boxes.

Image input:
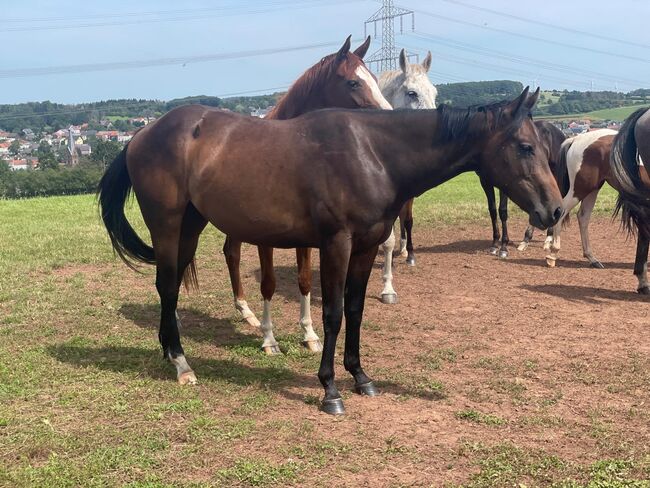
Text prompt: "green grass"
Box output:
[[538, 104, 647, 122]]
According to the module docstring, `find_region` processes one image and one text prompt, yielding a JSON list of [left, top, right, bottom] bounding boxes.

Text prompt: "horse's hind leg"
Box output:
[[380, 228, 398, 304], [258, 246, 281, 355], [403, 199, 416, 266], [497, 190, 509, 259], [152, 211, 196, 385], [546, 194, 579, 267], [577, 189, 604, 268], [398, 213, 408, 258], [517, 225, 535, 251], [223, 237, 260, 327], [634, 233, 650, 294], [296, 248, 322, 352]]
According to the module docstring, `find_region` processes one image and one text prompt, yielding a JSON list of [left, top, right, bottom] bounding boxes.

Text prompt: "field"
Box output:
[[2, 174, 650, 487], [537, 105, 646, 122]]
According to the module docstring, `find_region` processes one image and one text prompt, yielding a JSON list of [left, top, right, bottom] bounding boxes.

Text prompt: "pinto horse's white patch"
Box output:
[[355, 66, 392, 110]]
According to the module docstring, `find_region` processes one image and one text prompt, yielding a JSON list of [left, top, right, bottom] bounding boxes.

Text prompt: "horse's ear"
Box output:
[[525, 87, 541, 110], [399, 49, 408, 73], [353, 36, 371, 59], [422, 51, 432, 72], [508, 86, 530, 117], [336, 35, 352, 63]]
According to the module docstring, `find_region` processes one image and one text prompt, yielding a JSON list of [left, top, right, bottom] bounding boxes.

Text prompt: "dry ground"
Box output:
[[2, 214, 650, 487]]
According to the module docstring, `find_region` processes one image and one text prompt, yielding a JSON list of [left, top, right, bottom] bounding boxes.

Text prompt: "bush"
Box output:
[[0, 166, 103, 199]]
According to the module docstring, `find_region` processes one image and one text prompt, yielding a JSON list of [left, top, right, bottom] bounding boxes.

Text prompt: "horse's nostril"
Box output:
[[553, 207, 562, 221]]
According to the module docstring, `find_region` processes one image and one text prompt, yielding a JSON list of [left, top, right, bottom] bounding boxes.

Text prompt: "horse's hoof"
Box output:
[[517, 242, 528, 252], [488, 246, 498, 256], [400, 249, 408, 258], [354, 381, 378, 396], [638, 286, 650, 295], [381, 293, 398, 304], [178, 371, 197, 386], [320, 397, 345, 415], [244, 315, 261, 327], [589, 261, 605, 269], [302, 340, 323, 353], [545, 256, 556, 268], [498, 250, 508, 259], [406, 256, 416, 266], [262, 344, 282, 355]]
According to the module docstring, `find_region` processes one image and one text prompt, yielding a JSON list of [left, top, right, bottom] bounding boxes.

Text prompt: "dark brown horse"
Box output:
[[478, 120, 567, 257], [98, 86, 562, 414], [611, 106, 650, 293], [221, 36, 391, 355]]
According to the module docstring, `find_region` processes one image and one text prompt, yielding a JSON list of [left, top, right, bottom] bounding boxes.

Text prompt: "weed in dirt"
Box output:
[[216, 459, 302, 486], [455, 409, 506, 426]]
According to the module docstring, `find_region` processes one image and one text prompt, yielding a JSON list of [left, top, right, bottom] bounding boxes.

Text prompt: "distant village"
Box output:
[[0, 107, 623, 171]]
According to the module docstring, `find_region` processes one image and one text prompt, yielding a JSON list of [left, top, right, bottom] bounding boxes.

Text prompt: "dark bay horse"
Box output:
[[611, 106, 650, 293], [98, 87, 562, 414], [221, 36, 392, 355], [480, 120, 567, 258]]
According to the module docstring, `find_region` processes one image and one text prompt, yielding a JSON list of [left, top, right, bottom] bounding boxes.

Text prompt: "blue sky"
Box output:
[[2, 0, 649, 104]]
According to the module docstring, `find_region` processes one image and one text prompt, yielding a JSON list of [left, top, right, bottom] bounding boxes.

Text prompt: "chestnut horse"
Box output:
[[543, 129, 619, 268], [221, 36, 392, 355], [611, 106, 650, 293], [479, 120, 567, 257], [98, 87, 562, 414]]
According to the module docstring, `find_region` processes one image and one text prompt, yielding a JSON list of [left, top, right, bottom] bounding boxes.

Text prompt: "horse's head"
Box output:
[[476, 87, 563, 229], [379, 49, 437, 109], [320, 35, 392, 110]]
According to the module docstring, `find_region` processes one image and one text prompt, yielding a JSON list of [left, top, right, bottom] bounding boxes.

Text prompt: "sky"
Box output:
[[1, 0, 649, 104]]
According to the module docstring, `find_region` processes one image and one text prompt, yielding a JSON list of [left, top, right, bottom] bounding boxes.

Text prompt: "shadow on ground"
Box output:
[[520, 283, 650, 304]]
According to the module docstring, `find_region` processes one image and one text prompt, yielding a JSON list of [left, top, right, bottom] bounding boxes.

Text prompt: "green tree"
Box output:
[[36, 141, 59, 170], [8, 139, 21, 156], [91, 139, 122, 168]]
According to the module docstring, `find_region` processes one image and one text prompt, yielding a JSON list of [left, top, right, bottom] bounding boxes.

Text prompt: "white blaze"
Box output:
[[355, 66, 393, 110]]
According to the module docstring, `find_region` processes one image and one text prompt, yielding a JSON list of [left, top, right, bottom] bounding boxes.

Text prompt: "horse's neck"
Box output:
[[268, 93, 324, 120], [373, 110, 482, 199]]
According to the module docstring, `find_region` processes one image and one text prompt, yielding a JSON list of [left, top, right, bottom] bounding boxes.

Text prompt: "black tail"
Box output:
[[554, 138, 573, 228], [612, 106, 650, 239], [97, 146, 156, 269]]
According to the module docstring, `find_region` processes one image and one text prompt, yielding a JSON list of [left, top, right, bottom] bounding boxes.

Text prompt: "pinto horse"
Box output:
[[480, 120, 567, 258], [98, 87, 562, 414], [376, 49, 437, 304], [611, 106, 650, 293], [543, 129, 619, 268], [221, 36, 392, 355]]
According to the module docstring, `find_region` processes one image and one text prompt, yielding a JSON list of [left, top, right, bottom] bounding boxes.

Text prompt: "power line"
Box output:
[[0, 0, 359, 33], [411, 6, 650, 66], [0, 39, 362, 79], [409, 31, 645, 88], [433, 0, 650, 50]]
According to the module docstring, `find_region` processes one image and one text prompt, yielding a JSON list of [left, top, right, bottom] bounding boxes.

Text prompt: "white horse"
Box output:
[[376, 49, 437, 303]]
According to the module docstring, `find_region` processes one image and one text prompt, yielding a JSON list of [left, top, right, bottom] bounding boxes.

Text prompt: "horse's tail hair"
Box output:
[[554, 138, 573, 228], [97, 145, 156, 270], [612, 107, 650, 239]]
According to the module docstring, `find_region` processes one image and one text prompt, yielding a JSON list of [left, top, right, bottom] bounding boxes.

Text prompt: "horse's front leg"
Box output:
[[479, 173, 500, 255], [258, 245, 281, 355], [517, 225, 535, 251], [317, 235, 352, 415], [498, 190, 509, 259], [296, 247, 322, 352], [380, 227, 398, 304], [344, 245, 380, 396], [403, 199, 416, 266], [223, 236, 260, 327]]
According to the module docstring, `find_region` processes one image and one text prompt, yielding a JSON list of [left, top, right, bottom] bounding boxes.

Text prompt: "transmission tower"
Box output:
[[364, 0, 416, 73]]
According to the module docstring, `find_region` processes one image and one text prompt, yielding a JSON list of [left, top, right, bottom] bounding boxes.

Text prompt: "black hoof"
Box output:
[[320, 397, 345, 415], [406, 257, 416, 266], [589, 261, 605, 269], [498, 250, 508, 259], [638, 286, 650, 295], [354, 381, 378, 396], [488, 246, 498, 256]]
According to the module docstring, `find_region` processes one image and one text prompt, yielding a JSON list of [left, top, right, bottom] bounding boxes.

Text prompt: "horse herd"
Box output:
[[97, 36, 650, 415]]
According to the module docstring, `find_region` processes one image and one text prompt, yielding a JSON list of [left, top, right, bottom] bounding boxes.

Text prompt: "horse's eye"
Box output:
[[407, 90, 418, 98], [519, 143, 534, 155], [347, 80, 360, 88]]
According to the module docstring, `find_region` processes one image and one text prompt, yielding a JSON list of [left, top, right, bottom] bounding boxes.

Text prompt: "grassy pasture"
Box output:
[[1, 174, 644, 487], [537, 105, 647, 122]]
